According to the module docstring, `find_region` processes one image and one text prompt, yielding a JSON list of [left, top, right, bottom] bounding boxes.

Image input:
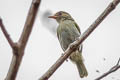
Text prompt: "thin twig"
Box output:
[[0, 18, 14, 48], [95, 58, 120, 80], [116, 58, 120, 65], [39, 0, 120, 80]]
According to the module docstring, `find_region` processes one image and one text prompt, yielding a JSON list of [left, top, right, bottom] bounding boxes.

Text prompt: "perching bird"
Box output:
[[48, 11, 88, 78]]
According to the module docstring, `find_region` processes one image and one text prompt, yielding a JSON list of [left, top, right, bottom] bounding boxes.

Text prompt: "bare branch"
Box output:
[[95, 58, 120, 80], [39, 0, 120, 80], [4, 0, 41, 80], [19, 0, 41, 50], [0, 18, 14, 48], [116, 58, 120, 65]]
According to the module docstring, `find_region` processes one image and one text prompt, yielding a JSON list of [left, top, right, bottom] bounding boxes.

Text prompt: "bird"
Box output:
[[48, 11, 88, 78]]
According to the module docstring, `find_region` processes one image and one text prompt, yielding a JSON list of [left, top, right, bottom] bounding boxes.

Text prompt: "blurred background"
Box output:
[[0, 0, 120, 80]]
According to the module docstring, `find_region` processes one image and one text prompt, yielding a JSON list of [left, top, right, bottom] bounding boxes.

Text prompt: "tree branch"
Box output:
[[95, 58, 120, 80], [0, 18, 14, 49], [3, 0, 41, 80], [19, 0, 41, 50], [39, 0, 120, 80]]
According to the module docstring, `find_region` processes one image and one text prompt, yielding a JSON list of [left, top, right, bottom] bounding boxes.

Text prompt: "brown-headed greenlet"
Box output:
[[48, 11, 88, 78]]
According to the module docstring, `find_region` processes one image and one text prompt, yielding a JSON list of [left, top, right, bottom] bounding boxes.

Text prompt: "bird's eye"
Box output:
[[58, 12, 62, 16]]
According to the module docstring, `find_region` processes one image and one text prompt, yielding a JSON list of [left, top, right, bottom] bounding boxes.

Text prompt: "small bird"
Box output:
[[48, 11, 88, 78]]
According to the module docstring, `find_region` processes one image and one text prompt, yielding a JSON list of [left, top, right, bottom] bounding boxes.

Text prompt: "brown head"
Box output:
[[48, 11, 73, 23]]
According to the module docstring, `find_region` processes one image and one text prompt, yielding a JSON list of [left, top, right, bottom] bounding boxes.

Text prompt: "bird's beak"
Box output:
[[48, 16, 58, 19]]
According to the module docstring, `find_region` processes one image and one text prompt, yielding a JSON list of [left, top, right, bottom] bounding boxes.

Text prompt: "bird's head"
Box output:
[[48, 11, 73, 23]]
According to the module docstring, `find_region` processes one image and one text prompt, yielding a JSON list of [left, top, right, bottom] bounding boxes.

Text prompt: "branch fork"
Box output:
[[0, 0, 41, 80]]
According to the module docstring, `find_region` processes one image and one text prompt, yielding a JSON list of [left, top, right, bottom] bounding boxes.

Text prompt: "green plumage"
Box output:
[[49, 11, 88, 78], [57, 20, 80, 51]]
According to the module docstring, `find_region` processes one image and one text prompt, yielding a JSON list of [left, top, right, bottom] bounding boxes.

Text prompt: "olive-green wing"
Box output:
[[57, 26, 60, 40], [57, 30, 59, 39], [74, 22, 81, 34]]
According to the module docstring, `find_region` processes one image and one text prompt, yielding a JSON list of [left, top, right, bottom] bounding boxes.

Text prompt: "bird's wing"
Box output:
[[57, 26, 60, 40], [74, 22, 82, 52], [57, 30, 59, 39], [74, 22, 81, 34]]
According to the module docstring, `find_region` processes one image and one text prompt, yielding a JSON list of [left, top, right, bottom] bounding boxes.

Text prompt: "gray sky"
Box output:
[[0, 0, 120, 80]]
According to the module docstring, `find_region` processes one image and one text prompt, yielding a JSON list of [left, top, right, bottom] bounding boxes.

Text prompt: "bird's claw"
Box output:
[[75, 37, 80, 41]]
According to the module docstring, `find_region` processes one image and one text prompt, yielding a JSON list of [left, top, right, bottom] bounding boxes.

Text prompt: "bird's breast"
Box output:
[[57, 21, 80, 51]]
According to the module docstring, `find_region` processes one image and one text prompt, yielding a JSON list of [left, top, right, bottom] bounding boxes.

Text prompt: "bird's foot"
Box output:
[[75, 37, 80, 41]]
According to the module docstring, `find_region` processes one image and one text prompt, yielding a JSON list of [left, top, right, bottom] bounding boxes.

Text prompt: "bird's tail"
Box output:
[[70, 50, 88, 78], [76, 60, 88, 78]]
